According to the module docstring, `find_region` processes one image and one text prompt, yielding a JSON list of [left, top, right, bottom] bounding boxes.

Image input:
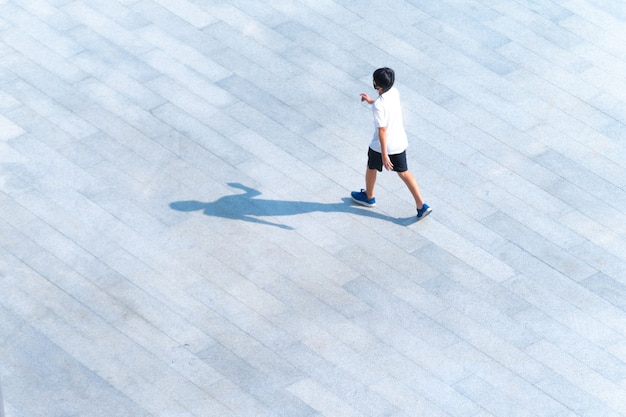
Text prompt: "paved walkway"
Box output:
[[2, 1, 626, 416]]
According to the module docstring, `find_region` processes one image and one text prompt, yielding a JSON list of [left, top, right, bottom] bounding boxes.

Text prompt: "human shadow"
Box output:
[[170, 183, 414, 230]]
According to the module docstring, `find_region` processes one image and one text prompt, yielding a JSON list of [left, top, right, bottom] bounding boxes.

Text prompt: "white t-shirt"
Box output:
[[369, 87, 408, 155]]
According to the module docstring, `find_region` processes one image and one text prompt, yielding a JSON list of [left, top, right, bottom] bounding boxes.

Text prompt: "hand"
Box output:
[[383, 154, 394, 171], [360, 93, 374, 104]]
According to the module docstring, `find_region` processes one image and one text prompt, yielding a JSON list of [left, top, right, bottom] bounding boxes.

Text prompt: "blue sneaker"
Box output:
[[416, 203, 432, 220], [351, 189, 376, 207]]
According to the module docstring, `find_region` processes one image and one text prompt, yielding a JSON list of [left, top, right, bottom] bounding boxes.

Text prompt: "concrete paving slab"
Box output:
[[2, 0, 626, 416]]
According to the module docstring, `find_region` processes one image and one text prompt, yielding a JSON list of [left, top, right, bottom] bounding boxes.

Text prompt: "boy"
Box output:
[[351, 67, 432, 220]]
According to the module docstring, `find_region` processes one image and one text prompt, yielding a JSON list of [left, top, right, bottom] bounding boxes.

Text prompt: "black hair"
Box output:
[[373, 67, 395, 92]]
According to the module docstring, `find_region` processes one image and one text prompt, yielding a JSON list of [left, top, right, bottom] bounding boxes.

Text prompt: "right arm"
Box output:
[[377, 127, 393, 171]]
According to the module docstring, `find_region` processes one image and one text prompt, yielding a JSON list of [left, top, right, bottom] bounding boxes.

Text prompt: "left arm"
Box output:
[[360, 93, 375, 104]]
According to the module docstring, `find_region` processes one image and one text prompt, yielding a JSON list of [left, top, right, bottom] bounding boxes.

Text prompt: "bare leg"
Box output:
[[397, 170, 425, 209], [365, 168, 377, 199]]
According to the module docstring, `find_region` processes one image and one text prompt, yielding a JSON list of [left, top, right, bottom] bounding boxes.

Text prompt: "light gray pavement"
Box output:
[[2, 0, 626, 416]]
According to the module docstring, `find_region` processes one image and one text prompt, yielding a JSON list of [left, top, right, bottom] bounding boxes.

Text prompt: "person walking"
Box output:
[[351, 67, 432, 220]]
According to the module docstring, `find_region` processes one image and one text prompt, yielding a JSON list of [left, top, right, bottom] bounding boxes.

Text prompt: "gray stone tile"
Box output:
[[453, 375, 536, 417], [0, 88, 20, 111], [0, 319, 151, 417], [515, 302, 626, 385], [497, 40, 597, 99], [130, 0, 222, 52], [3, 78, 97, 140], [0, 114, 24, 142], [344, 276, 459, 349], [527, 339, 626, 416], [204, 21, 301, 82], [414, 19, 517, 76], [66, 25, 161, 82], [150, 102, 252, 168], [216, 74, 320, 136], [482, 210, 597, 281], [1, 2, 83, 58], [12, 0, 80, 32], [581, 272, 626, 313], [569, 240, 626, 285], [504, 272, 623, 347], [204, 379, 276, 417], [3, 0, 626, 416], [286, 378, 381, 417], [153, 0, 218, 29], [533, 373, 618, 417], [61, 1, 153, 56], [527, 124, 626, 188], [1, 27, 87, 83], [431, 305, 549, 388], [416, 220, 517, 283], [76, 0, 151, 31], [422, 276, 541, 349], [71, 53, 166, 110], [547, 178, 626, 233], [198, 343, 315, 417], [534, 148, 626, 208], [138, 24, 230, 82]]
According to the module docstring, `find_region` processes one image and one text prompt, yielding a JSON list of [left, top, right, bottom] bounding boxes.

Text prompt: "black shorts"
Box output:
[[368, 148, 408, 172]]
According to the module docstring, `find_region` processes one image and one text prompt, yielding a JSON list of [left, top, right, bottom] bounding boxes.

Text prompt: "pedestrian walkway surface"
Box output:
[[2, 0, 626, 416]]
